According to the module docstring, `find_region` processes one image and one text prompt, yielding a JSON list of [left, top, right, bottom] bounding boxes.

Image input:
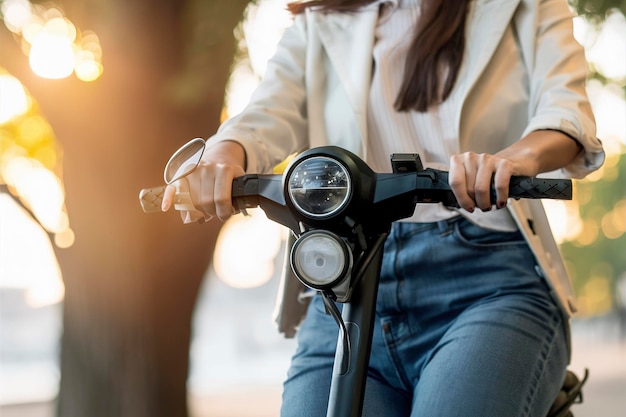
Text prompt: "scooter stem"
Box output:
[[326, 232, 388, 417]]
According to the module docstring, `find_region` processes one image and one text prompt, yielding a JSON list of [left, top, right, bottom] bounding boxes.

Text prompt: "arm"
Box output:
[[450, 0, 603, 212], [520, 0, 604, 177], [208, 16, 310, 175], [449, 129, 581, 212]]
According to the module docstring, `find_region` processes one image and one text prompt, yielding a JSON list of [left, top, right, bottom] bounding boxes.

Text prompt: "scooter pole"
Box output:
[[326, 232, 388, 417]]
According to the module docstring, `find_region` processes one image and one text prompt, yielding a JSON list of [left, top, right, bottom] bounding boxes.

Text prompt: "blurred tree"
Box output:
[[1, 0, 250, 416]]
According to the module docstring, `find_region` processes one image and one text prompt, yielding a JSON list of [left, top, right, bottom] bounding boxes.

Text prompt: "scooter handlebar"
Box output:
[[138, 172, 572, 214], [430, 170, 572, 206]]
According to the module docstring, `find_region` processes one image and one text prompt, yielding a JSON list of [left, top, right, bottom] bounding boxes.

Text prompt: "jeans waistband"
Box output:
[[392, 215, 463, 237]]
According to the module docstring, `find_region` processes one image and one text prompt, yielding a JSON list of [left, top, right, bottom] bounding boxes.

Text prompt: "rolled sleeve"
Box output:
[[524, 112, 605, 178]]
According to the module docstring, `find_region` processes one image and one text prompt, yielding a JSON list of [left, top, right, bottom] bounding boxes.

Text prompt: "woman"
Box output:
[[162, 0, 605, 415]]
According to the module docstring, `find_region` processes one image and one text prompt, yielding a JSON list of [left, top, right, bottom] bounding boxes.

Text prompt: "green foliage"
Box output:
[[560, 1, 626, 316], [560, 152, 626, 316], [570, 0, 626, 21]]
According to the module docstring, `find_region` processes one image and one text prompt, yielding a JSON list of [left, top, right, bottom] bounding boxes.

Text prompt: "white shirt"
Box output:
[[366, 0, 517, 230]]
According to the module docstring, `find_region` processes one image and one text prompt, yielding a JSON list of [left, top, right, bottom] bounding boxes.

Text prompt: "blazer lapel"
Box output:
[[313, 7, 379, 141], [453, 0, 521, 104]]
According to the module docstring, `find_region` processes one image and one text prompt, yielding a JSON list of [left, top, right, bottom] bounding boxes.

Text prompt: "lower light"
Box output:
[[291, 230, 351, 289]]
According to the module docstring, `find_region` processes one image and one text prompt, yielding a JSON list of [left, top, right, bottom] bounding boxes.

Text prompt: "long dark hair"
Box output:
[[287, 0, 470, 112]]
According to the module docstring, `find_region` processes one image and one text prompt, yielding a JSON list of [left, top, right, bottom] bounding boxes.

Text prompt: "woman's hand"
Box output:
[[161, 140, 246, 223], [448, 152, 521, 212], [448, 130, 582, 212]]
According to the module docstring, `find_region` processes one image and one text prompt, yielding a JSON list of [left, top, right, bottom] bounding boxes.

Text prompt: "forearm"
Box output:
[[495, 129, 583, 177]]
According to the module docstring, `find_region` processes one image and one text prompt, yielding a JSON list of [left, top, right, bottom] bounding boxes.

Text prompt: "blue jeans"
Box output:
[[281, 217, 569, 417]]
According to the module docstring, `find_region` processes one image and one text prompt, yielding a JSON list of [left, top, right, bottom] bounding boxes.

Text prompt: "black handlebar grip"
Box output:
[[427, 170, 573, 206], [505, 176, 572, 201]]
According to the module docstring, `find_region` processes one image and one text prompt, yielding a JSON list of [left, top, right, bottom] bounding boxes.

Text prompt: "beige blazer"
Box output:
[[211, 0, 605, 318]]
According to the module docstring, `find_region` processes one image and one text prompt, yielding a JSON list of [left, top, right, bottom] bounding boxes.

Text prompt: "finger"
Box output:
[[460, 154, 480, 202], [492, 163, 512, 209], [448, 155, 475, 212], [187, 168, 217, 219], [474, 163, 495, 211], [214, 163, 245, 221], [161, 185, 177, 212]]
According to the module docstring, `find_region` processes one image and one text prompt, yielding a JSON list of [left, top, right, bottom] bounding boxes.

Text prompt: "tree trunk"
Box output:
[[1, 1, 250, 416]]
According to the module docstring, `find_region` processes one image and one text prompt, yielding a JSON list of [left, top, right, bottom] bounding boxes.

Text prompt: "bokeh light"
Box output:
[[0, 68, 73, 247], [213, 0, 293, 288], [4, 156, 67, 232], [1, 0, 103, 81], [0, 73, 29, 123], [213, 209, 284, 288], [575, 12, 626, 80], [0, 67, 71, 307], [0, 193, 65, 307], [0, 0, 31, 33]]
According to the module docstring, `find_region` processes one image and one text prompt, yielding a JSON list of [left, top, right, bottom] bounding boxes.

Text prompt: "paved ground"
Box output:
[[2, 336, 623, 417], [0, 402, 54, 417], [2, 285, 624, 417]]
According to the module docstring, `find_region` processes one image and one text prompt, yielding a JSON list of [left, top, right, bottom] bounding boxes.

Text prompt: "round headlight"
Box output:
[[287, 156, 351, 218], [291, 230, 352, 289]]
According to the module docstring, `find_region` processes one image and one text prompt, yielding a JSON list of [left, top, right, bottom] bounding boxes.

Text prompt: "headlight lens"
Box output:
[[291, 230, 351, 288], [287, 156, 351, 218]]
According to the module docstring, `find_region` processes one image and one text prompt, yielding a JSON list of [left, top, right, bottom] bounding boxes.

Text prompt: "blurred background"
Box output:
[[0, 0, 624, 416]]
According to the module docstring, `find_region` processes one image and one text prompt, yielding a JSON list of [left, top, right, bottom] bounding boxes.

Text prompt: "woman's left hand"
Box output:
[[448, 152, 521, 212], [447, 130, 583, 213]]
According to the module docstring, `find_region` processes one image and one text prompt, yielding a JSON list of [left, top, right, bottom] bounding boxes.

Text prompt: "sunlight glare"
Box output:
[[29, 31, 75, 79], [18, 114, 50, 147], [0, 73, 29, 123], [21, 19, 44, 44], [223, 0, 291, 119], [54, 225, 75, 249], [0, 193, 65, 307], [74, 50, 103, 82], [225, 66, 263, 118], [543, 199, 583, 244], [0, 0, 32, 33], [243, 0, 292, 77], [213, 209, 284, 289], [587, 80, 626, 147], [18, 165, 65, 233], [80, 31, 103, 58], [46, 17, 76, 41], [588, 13, 626, 79], [212, 0, 292, 289], [3, 156, 66, 233], [2, 2, 103, 81]]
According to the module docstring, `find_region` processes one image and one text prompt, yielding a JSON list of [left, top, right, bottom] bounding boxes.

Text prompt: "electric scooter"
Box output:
[[139, 138, 588, 417]]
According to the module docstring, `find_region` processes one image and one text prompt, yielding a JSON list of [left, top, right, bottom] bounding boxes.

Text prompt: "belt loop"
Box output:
[[437, 219, 450, 233]]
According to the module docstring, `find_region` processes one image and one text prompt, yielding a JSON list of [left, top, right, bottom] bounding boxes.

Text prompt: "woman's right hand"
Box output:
[[161, 140, 246, 223]]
